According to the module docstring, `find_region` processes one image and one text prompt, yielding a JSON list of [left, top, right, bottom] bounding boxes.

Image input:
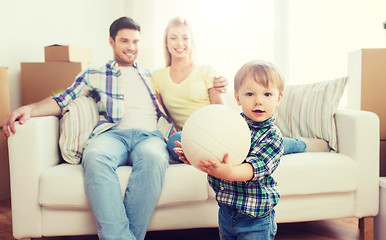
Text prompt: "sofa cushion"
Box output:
[[39, 152, 358, 209], [208, 152, 357, 200], [273, 152, 358, 196], [275, 77, 348, 152], [39, 164, 209, 209], [58, 94, 99, 164]]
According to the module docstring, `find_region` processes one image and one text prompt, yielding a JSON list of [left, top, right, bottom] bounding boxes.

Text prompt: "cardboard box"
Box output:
[[45, 45, 93, 63], [375, 177, 386, 240], [21, 62, 87, 105], [0, 67, 11, 200], [0, 127, 10, 200], [348, 48, 386, 140], [381, 140, 386, 177], [0, 67, 10, 123]]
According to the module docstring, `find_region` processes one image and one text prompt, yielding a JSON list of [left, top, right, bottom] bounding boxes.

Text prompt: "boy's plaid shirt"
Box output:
[[53, 60, 174, 145], [208, 114, 283, 217]]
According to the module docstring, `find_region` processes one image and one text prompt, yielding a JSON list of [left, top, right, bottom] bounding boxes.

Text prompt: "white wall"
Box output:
[[128, 0, 277, 91], [2, 0, 385, 110], [0, 0, 127, 111], [282, 0, 386, 106], [285, 0, 386, 85], [129, 0, 386, 104]]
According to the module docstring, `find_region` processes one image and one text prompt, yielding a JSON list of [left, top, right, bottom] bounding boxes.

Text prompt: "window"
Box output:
[[130, 0, 277, 85]]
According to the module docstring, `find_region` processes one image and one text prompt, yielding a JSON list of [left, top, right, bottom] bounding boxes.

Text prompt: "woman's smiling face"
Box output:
[[166, 25, 192, 60]]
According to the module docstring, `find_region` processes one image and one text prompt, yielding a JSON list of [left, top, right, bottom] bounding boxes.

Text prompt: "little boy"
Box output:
[[175, 60, 284, 240]]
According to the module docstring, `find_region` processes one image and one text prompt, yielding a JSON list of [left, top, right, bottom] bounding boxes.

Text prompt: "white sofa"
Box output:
[[8, 107, 380, 240]]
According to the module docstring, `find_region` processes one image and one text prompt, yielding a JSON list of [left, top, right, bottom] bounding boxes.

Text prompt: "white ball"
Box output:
[[181, 104, 251, 168]]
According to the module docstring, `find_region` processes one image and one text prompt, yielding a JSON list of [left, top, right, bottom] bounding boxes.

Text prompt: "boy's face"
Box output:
[[109, 29, 140, 67], [234, 75, 283, 122]]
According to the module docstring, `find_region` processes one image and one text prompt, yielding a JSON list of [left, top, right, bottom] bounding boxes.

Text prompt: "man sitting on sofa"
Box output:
[[3, 16, 172, 240]]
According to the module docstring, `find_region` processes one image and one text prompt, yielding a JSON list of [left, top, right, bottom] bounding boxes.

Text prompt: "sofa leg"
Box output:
[[359, 216, 374, 240]]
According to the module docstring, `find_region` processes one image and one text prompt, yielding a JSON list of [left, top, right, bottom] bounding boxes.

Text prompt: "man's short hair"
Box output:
[[109, 17, 141, 40]]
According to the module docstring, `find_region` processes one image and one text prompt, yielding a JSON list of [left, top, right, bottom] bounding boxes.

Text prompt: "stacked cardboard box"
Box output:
[[0, 67, 10, 200], [0, 131, 9, 201], [44, 45, 93, 63], [347, 48, 386, 176], [21, 45, 92, 105], [0, 67, 10, 123]]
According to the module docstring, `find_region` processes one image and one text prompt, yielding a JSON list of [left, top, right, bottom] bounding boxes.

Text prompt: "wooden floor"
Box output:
[[0, 199, 359, 240]]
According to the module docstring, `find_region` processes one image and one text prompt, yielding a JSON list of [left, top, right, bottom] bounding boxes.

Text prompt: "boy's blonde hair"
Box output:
[[234, 60, 284, 93], [164, 16, 195, 67]]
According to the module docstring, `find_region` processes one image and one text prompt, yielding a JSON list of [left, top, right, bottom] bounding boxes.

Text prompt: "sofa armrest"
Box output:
[[8, 116, 60, 239], [335, 108, 380, 217]]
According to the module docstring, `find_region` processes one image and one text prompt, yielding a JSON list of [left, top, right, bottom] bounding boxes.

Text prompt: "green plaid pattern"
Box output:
[[208, 114, 283, 217]]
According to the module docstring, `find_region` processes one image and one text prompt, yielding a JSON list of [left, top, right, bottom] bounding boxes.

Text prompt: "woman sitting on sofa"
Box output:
[[151, 17, 311, 162]]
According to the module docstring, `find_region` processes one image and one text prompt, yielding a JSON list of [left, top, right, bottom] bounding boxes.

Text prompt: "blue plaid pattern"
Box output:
[[53, 60, 174, 144], [208, 114, 283, 217]]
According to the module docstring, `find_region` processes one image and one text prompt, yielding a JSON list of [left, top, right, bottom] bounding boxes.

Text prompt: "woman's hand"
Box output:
[[213, 75, 228, 93]]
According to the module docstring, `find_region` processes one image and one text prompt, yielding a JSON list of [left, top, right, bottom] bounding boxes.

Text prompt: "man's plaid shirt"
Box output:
[[208, 114, 283, 217], [52, 60, 172, 145]]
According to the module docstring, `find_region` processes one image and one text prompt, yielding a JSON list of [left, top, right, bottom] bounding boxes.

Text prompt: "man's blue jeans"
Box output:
[[82, 128, 169, 240], [218, 203, 277, 240]]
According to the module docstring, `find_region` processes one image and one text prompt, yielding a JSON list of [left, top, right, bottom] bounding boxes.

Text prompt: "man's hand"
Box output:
[[213, 75, 228, 93], [2, 105, 32, 139], [173, 141, 191, 165], [2, 97, 61, 139]]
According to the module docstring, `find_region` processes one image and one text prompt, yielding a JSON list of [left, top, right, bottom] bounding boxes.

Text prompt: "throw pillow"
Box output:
[[275, 77, 348, 152], [59, 93, 99, 164]]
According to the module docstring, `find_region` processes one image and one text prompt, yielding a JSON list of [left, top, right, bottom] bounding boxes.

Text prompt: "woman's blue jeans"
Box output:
[[282, 137, 306, 155], [167, 132, 307, 162], [82, 128, 169, 240]]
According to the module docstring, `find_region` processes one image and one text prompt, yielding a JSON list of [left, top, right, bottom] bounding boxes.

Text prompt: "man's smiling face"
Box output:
[[109, 29, 140, 67]]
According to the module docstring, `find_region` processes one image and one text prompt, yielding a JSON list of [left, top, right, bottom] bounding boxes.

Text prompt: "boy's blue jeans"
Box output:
[[82, 128, 169, 240], [167, 132, 306, 162], [218, 203, 277, 240]]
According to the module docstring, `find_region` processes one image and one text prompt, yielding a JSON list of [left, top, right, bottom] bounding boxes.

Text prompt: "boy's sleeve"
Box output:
[[245, 129, 283, 184]]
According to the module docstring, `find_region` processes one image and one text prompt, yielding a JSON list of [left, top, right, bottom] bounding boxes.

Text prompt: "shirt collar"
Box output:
[[241, 113, 275, 130], [107, 60, 138, 72]]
